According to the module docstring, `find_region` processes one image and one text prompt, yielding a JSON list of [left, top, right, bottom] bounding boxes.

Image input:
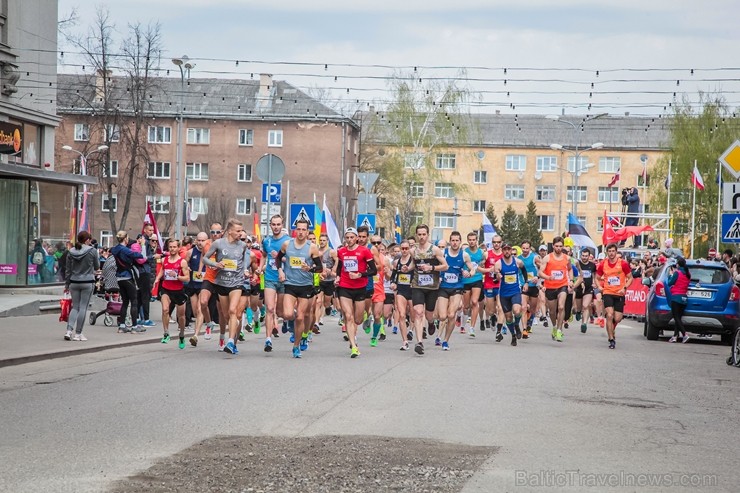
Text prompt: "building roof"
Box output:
[[57, 73, 356, 126], [359, 111, 671, 151]]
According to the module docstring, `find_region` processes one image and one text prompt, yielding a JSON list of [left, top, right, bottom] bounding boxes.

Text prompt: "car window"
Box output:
[[688, 266, 730, 284]]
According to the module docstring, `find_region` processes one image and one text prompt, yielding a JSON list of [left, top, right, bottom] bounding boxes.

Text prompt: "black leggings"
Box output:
[[118, 278, 139, 327], [670, 301, 687, 337]]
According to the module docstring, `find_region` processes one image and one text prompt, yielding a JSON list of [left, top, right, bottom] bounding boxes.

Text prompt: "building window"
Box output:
[[505, 155, 526, 171], [473, 200, 486, 212], [104, 124, 120, 143], [536, 185, 555, 202], [599, 156, 621, 173], [237, 163, 252, 182], [596, 219, 604, 232], [377, 227, 386, 238], [539, 215, 555, 231], [187, 127, 210, 145], [376, 196, 386, 210], [504, 184, 525, 201], [409, 182, 424, 198], [434, 183, 454, 198], [105, 160, 118, 178], [236, 198, 251, 215], [536, 156, 557, 172], [100, 230, 113, 248], [268, 129, 283, 147], [434, 212, 455, 229], [409, 212, 424, 226], [239, 129, 254, 146], [147, 162, 171, 179], [404, 153, 425, 170], [566, 186, 588, 203], [74, 123, 89, 141], [577, 216, 587, 228], [186, 162, 209, 181], [598, 186, 620, 203], [146, 195, 171, 213], [148, 126, 172, 144], [188, 197, 208, 215], [102, 193, 117, 212], [474, 170, 488, 184], [436, 153, 456, 170], [568, 156, 590, 173]]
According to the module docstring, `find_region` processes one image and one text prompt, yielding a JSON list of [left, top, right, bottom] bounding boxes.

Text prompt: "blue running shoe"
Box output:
[[502, 326, 508, 335], [264, 340, 273, 352], [300, 337, 308, 351], [224, 341, 237, 354], [290, 334, 295, 343], [442, 341, 450, 351], [142, 320, 156, 327], [434, 337, 442, 346], [293, 347, 301, 359], [392, 326, 398, 335], [281, 321, 288, 334]]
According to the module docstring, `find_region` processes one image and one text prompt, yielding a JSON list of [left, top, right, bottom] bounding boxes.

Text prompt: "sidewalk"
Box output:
[[0, 311, 168, 368]]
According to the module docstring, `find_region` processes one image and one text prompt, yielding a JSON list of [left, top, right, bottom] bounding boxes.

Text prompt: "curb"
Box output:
[[0, 336, 163, 369]]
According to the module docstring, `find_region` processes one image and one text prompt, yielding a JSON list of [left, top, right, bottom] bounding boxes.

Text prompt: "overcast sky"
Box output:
[[57, 0, 740, 117]]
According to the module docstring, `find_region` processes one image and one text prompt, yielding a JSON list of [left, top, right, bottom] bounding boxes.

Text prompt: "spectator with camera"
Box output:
[[621, 187, 641, 247]]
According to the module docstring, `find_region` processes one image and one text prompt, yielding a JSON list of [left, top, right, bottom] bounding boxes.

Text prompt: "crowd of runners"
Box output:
[[139, 214, 636, 358]]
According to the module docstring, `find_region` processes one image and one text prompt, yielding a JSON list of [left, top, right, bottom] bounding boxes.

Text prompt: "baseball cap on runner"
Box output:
[[345, 227, 358, 235], [502, 243, 512, 249], [538, 244, 547, 251]]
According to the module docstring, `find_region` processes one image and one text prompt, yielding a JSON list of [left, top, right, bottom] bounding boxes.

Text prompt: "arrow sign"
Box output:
[[721, 213, 740, 242], [290, 203, 316, 230], [357, 172, 379, 191], [356, 214, 376, 233]]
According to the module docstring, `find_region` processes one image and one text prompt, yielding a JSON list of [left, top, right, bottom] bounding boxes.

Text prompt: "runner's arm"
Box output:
[[538, 256, 550, 280], [179, 258, 190, 282], [201, 242, 220, 268], [363, 259, 378, 277], [434, 246, 448, 272]]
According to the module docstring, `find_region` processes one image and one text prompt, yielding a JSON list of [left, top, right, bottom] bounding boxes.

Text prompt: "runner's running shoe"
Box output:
[[161, 333, 170, 344]]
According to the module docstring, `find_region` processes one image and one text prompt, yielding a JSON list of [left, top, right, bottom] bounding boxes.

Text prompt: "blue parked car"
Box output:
[[642, 259, 739, 344]]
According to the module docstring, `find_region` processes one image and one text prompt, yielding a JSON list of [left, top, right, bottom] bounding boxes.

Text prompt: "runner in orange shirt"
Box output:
[[538, 236, 575, 342], [595, 243, 633, 349]]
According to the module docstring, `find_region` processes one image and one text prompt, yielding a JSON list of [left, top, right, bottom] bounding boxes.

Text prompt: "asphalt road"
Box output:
[[1, 317, 738, 492]]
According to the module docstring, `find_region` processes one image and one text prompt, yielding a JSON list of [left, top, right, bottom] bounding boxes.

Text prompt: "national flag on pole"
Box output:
[[253, 212, 261, 244], [394, 208, 402, 244], [143, 201, 164, 253], [482, 213, 496, 248], [313, 201, 322, 242], [607, 170, 620, 188], [641, 163, 647, 183], [567, 213, 597, 252], [602, 210, 654, 246], [322, 196, 342, 249], [691, 165, 705, 191]]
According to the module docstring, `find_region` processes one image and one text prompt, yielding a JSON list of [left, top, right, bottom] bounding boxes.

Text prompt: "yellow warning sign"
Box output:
[[719, 140, 740, 178]]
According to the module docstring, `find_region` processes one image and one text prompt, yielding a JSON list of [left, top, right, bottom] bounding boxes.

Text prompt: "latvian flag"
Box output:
[[691, 165, 705, 191]]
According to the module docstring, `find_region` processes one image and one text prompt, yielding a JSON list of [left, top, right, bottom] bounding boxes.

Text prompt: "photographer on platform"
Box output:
[[621, 187, 641, 247]]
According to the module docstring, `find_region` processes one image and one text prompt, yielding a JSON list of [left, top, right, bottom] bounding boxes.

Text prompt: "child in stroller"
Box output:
[[89, 253, 123, 326]]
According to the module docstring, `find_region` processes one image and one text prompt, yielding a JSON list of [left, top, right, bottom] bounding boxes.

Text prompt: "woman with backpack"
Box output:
[[110, 231, 144, 333], [64, 231, 100, 341]]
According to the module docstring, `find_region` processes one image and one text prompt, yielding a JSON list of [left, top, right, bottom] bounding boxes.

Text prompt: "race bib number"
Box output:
[[582, 270, 592, 279], [551, 270, 564, 280], [343, 258, 358, 272], [222, 259, 237, 272], [268, 258, 276, 269], [527, 272, 536, 281], [374, 274, 381, 282], [164, 269, 178, 281], [504, 274, 517, 284], [607, 276, 621, 286], [398, 273, 411, 284], [443, 272, 459, 284], [289, 257, 304, 269], [417, 274, 433, 286], [192, 271, 204, 282]]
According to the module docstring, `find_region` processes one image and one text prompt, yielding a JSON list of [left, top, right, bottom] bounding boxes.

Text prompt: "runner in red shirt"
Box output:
[[480, 235, 505, 339], [154, 238, 190, 349]]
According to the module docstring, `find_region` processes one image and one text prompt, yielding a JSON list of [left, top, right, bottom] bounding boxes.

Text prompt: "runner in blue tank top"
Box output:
[[518, 240, 541, 338], [185, 232, 208, 346], [437, 231, 478, 350], [257, 214, 291, 352], [494, 243, 529, 346], [462, 232, 485, 336]]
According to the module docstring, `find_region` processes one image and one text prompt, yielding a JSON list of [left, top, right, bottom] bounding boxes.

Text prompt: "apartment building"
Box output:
[[366, 113, 670, 243], [55, 73, 360, 247]]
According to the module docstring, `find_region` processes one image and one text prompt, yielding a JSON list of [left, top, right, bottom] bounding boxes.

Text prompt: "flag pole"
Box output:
[[666, 159, 672, 239], [691, 160, 697, 258], [716, 161, 722, 252]]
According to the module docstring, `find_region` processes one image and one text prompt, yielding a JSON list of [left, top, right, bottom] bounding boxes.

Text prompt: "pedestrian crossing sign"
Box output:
[[721, 213, 740, 242], [289, 204, 316, 230]]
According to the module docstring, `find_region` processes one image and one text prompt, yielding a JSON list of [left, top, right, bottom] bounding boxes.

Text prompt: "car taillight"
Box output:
[[730, 285, 740, 301], [655, 281, 665, 297]]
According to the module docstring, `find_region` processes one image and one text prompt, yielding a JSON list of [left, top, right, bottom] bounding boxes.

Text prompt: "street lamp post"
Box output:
[[172, 55, 194, 239], [62, 144, 109, 233]]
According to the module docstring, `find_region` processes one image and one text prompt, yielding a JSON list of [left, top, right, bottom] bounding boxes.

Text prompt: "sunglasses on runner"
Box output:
[[371, 241, 382, 245], [210, 230, 222, 235]]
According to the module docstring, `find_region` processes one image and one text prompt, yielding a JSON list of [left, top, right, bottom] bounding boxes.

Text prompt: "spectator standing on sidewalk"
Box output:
[[139, 224, 161, 327], [64, 231, 100, 341], [110, 231, 145, 333]]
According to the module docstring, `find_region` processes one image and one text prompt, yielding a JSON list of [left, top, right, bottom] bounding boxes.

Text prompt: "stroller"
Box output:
[[89, 269, 123, 327]]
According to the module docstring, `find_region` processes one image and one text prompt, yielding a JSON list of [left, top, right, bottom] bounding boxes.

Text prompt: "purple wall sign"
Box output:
[[0, 264, 18, 275]]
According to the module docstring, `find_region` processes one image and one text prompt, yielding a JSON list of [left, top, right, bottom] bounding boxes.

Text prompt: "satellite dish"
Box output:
[[476, 151, 485, 160], [534, 171, 543, 181]]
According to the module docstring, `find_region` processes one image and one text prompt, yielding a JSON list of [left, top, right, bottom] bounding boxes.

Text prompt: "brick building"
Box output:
[[55, 73, 360, 246]]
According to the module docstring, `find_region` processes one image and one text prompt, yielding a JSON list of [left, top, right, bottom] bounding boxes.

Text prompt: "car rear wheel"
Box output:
[[646, 316, 660, 341], [732, 327, 740, 366]]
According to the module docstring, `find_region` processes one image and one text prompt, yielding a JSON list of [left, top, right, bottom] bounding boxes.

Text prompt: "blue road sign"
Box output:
[[261, 183, 282, 203], [722, 213, 740, 243], [290, 203, 316, 230], [356, 214, 376, 233]]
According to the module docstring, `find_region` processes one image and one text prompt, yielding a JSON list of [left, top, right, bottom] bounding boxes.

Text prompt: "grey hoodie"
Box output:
[[65, 244, 100, 287]]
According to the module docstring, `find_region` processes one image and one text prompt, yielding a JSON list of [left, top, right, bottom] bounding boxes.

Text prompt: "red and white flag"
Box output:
[[691, 165, 705, 191], [143, 202, 164, 253], [607, 171, 620, 188]]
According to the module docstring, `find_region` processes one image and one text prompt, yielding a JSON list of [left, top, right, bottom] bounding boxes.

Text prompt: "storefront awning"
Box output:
[[0, 163, 98, 186]]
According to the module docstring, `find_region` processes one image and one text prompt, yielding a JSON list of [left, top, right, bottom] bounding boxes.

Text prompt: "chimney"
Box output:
[[95, 69, 112, 102], [624, 111, 630, 116], [495, 110, 500, 115], [259, 73, 273, 99]]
